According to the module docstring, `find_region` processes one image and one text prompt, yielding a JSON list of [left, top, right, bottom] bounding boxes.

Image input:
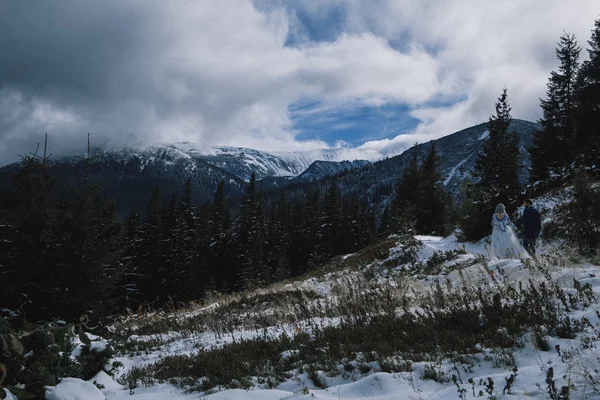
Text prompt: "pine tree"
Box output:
[[531, 33, 580, 184], [209, 180, 230, 238], [169, 179, 200, 302], [340, 192, 361, 253], [379, 204, 392, 236], [206, 180, 231, 290], [320, 178, 341, 257], [460, 89, 522, 241], [391, 148, 420, 232], [0, 195, 14, 303], [456, 180, 493, 241], [237, 173, 266, 289], [265, 191, 291, 281], [418, 143, 450, 235], [473, 88, 521, 208], [8, 141, 60, 320], [119, 210, 141, 308], [574, 18, 600, 173], [54, 191, 123, 318], [136, 186, 165, 306]]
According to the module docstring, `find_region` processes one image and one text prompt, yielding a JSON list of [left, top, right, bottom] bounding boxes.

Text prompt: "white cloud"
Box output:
[[281, 0, 600, 159], [1, 0, 599, 164]]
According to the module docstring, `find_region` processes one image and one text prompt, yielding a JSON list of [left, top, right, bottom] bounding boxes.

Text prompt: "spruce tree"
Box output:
[[54, 190, 123, 318], [473, 88, 521, 208], [206, 180, 231, 290], [265, 191, 291, 281], [391, 148, 420, 232], [418, 143, 449, 235], [531, 33, 580, 184], [340, 193, 361, 253], [237, 173, 266, 289], [301, 186, 321, 272], [136, 186, 164, 306], [574, 18, 600, 173], [320, 178, 341, 257], [119, 210, 141, 308], [170, 179, 200, 301], [460, 89, 522, 241], [9, 142, 60, 320]]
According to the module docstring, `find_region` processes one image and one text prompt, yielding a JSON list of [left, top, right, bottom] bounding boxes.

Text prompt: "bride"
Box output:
[[491, 203, 529, 259]]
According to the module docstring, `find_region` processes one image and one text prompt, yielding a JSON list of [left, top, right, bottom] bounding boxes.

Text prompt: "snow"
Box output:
[[90, 371, 123, 391], [45, 378, 105, 400], [70, 332, 108, 358], [2, 389, 18, 400], [42, 190, 600, 400], [443, 155, 470, 186], [98, 233, 600, 399], [479, 129, 490, 140]]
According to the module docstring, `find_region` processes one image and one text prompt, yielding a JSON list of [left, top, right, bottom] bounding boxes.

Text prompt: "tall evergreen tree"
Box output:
[[460, 89, 522, 241], [170, 179, 200, 301], [418, 143, 450, 235], [53, 187, 123, 318], [119, 210, 141, 308], [206, 180, 231, 290], [391, 148, 420, 232], [237, 173, 266, 289], [473, 88, 521, 208], [574, 18, 600, 173], [320, 178, 341, 258], [8, 145, 60, 320], [136, 186, 165, 306], [265, 191, 291, 282], [531, 33, 580, 184]]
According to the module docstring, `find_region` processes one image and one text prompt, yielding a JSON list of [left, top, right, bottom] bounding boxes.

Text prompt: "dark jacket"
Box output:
[[522, 206, 541, 238]]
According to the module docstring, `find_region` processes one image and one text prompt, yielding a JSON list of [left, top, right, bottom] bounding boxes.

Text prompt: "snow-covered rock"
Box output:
[[45, 378, 105, 400], [2, 389, 18, 400]]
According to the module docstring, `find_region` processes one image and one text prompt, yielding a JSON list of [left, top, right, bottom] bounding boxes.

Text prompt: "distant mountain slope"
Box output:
[[0, 120, 539, 217], [297, 160, 371, 181], [169, 144, 346, 181], [0, 143, 366, 217], [333, 119, 540, 200]]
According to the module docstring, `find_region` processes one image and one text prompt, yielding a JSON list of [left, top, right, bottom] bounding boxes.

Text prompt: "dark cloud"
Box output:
[[1, 0, 599, 165]]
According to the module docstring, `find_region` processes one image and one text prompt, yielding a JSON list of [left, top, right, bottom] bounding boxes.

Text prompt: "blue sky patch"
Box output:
[[289, 100, 421, 146]]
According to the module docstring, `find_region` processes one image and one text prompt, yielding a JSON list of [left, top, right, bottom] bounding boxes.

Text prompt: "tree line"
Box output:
[[0, 133, 451, 322]]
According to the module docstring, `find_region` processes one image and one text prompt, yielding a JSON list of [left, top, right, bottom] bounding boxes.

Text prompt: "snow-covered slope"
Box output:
[[297, 159, 370, 181], [77, 238, 600, 400], [189, 145, 349, 181], [70, 215, 599, 400], [94, 143, 350, 181]]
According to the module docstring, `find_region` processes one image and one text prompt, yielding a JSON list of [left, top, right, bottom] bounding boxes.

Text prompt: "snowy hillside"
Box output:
[[324, 119, 540, 203], [94, 143, 352, 181], [190, 145, 351, 181], [31, 228, 600, 400]]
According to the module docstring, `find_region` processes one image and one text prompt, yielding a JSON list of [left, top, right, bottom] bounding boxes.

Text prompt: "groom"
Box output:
[[522, 199, 542, 257]]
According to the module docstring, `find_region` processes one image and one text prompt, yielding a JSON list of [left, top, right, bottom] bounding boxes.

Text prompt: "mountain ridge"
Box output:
[[0, 119, 540, 217]]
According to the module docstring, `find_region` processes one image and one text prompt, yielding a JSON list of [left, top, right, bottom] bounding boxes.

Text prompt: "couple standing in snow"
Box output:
[[491, 199, 542, 259]]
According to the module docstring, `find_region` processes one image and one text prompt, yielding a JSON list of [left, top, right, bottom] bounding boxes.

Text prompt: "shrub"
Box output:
[[550, 171, 600, 258], [77, 347, 114, 380]]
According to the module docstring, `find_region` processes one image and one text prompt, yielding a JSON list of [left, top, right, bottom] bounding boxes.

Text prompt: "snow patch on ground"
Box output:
[[71, 333, 108, 358], [45, 378, 105, 400]]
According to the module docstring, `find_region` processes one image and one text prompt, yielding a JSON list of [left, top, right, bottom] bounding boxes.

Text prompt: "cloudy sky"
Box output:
[[1, 0, 599, 165]]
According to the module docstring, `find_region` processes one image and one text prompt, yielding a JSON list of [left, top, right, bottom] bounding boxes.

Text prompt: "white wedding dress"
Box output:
[[490, 213, 529, 259]]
